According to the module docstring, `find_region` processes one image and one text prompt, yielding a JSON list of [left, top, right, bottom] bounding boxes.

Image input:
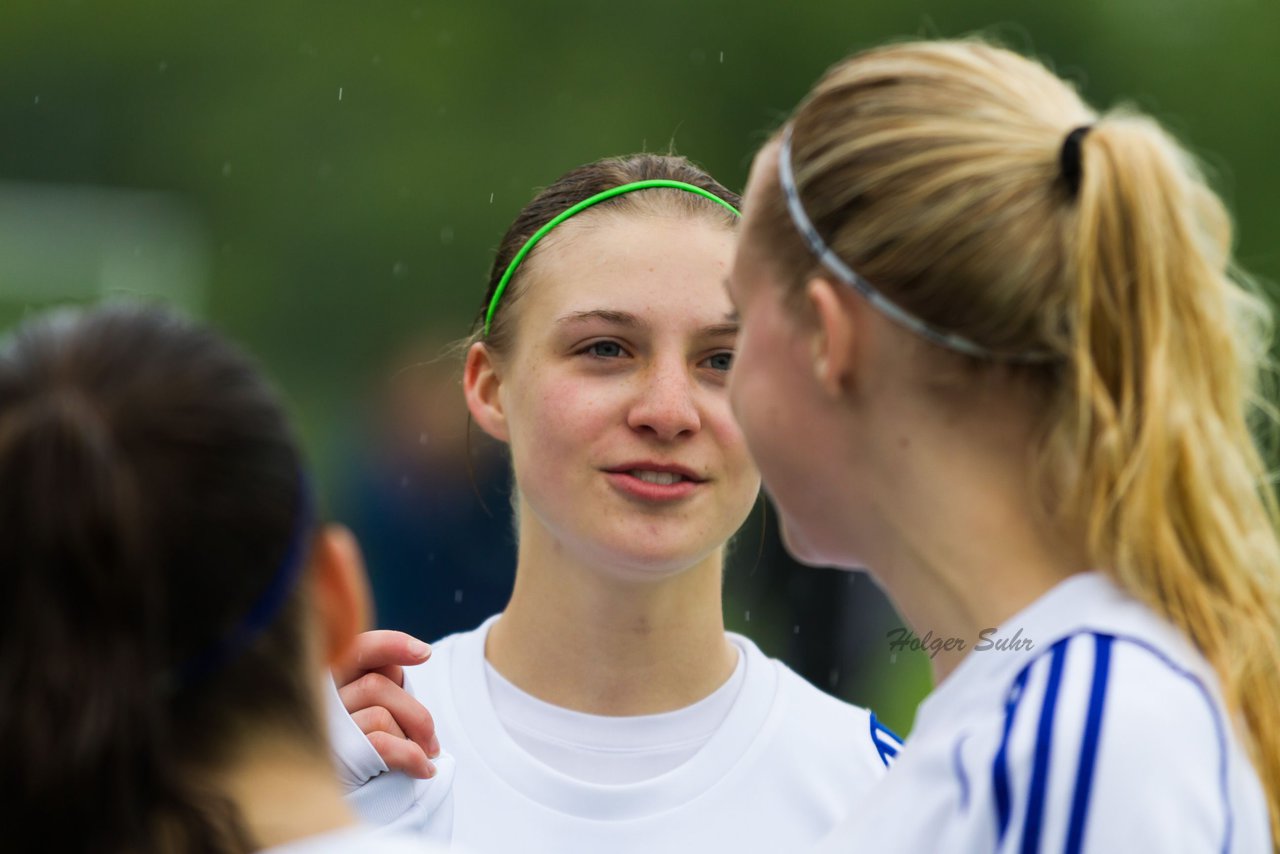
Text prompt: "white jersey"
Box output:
[[329, 616, 896, 853], [816, 571, 1271, 853], [482, 638, 747, 784]]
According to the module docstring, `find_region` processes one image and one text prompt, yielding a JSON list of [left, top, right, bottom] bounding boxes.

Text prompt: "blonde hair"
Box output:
[[757, 38, 1280, 844]]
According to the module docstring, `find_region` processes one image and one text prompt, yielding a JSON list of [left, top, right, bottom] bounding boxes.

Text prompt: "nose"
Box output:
[[626, 357, 702, 441]]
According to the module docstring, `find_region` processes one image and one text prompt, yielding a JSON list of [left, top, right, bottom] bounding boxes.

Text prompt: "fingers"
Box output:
[[339, 672, 441, 761], [367, 730, 436, 779], [332, 630, 432, 687], [351, 705, 407, 741]]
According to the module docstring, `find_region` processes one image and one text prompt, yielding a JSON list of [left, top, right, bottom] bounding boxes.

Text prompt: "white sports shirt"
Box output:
[[329, 616, 898, 853], [816, 571, 1272, 853]]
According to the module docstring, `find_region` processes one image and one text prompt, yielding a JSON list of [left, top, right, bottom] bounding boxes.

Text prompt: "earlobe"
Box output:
[[309, 524, 372, 668], [463, 341, 510, 443], [806, 277, 859, 397]]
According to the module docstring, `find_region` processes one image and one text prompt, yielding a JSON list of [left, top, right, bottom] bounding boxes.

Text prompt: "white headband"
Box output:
[[776, 126, 1055, 363]]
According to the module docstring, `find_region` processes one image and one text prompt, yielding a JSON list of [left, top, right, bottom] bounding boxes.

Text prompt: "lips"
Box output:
[[602, 461, 707, 502], [603, 462, 705, 483]]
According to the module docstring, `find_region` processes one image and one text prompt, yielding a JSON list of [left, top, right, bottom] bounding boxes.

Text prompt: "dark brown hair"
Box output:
[[0, 304, 320, 853], [473, 153, 740, 355]]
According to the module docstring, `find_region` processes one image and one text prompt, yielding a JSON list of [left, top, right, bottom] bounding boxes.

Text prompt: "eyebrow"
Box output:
[[702, 322, 739, 338], [555, 309, 642, 327], [555, 309, 738, 337]]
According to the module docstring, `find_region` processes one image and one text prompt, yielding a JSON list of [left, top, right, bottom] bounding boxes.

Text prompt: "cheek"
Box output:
[[707, 399, 760, 486], [730, 321, 786, 453], [507, 369, 603, 472]]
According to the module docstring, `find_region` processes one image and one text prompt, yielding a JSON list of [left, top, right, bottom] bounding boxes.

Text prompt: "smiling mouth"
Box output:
[[628, 470, 687, 486]]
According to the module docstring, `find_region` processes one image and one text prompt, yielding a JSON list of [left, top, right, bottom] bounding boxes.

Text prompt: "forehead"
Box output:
[[523, 214, 736, 323], [745, 139, 780, 201]]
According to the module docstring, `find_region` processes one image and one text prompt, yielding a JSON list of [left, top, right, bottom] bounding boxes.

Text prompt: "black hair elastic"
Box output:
[[1060, 125, 1093, 197]]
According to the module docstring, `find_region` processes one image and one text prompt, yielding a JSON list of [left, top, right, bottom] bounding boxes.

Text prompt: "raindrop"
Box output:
[[222, 161, 232, 177], [454, 589, 464, 604], [793, 625, 800, 635], [489, 192, 494, 204], [890, 653, 898, 664], [744, 610, 751, 622], [828, 667, 841, 688], [393, 261, 408, 277], [440, 226, 454, 244], [158, 61, 168, 73], [418, 432, 428, 445], [338, 86, 343, 101], [33, 95, 39, 105], [719, 51, 724, 63]]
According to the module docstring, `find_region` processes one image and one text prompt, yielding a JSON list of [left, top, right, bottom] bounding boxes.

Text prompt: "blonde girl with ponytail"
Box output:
[[725, 39, 1279, 852]]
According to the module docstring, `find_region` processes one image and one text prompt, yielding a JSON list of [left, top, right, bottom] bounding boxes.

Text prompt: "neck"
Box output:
[[214, 734, 356, 849], [486, 519, 737, 715], [856, 399, 1089, 683]]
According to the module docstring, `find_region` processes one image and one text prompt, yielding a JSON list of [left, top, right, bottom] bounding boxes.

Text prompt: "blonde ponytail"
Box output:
[[758, 39, 1280, 845], [1067, 113, 1280, 846]]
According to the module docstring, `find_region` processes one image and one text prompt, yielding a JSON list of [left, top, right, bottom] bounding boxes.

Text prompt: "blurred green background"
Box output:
[[4, 0, 1278, 735]]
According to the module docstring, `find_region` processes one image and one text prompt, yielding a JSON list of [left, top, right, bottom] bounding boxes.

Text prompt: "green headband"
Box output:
[[483, 179, 741, 336]]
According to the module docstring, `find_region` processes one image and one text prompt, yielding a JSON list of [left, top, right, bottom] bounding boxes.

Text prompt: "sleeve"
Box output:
[[988, 633, 1231, 854], [868, 711, 904, 769], [325, 675, 389, 790], [324, 675, 455, 837]]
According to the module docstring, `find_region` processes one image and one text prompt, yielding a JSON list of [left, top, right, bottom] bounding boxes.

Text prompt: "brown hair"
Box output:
[[0, 304, 322, 853], [756, 39, 1280, 842], [473, 153, 740, 356]]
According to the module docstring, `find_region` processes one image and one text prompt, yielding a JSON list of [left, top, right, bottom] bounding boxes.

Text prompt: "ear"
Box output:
[[463, 341, 510, 443], [307, 524, 372, 668], [805, 276, 861, 397]]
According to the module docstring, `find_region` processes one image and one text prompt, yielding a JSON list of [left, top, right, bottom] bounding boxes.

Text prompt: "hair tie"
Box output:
[[1060, 125, 1093, 196], [166, 477, 315, 691]]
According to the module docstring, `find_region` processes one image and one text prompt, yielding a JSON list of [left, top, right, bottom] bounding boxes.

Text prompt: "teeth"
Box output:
[[629, 470, 684, 485]]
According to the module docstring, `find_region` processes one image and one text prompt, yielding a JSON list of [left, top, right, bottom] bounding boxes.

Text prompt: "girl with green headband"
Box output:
[[326, 154, 899, 851]]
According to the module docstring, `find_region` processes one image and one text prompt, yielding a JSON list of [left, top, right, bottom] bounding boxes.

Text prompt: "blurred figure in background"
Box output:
[[336, 336, 516, 643], [0, 304, 434, 853]]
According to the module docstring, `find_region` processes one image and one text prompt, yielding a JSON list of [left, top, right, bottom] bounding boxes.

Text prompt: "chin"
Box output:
[[778, 516, 860, 571], [593, 537, 720, 581]]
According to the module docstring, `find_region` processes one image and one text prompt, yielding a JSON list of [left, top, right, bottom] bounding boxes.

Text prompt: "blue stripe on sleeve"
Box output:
[[869, 712, 904, 767], [1064, 633, 1113, 854], [993, 665, 1034, 842], [1020, 636, 1071, 854], [952, 734, 972, 811]]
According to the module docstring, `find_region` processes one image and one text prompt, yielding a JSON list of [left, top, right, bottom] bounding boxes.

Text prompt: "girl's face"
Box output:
[[725, 145, 863, 567], [471, 213, 760, 579]]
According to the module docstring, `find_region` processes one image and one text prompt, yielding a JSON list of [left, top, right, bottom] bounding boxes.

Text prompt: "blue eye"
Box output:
[[585, 340, 625, 359], [704, 351, 734, 372]]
